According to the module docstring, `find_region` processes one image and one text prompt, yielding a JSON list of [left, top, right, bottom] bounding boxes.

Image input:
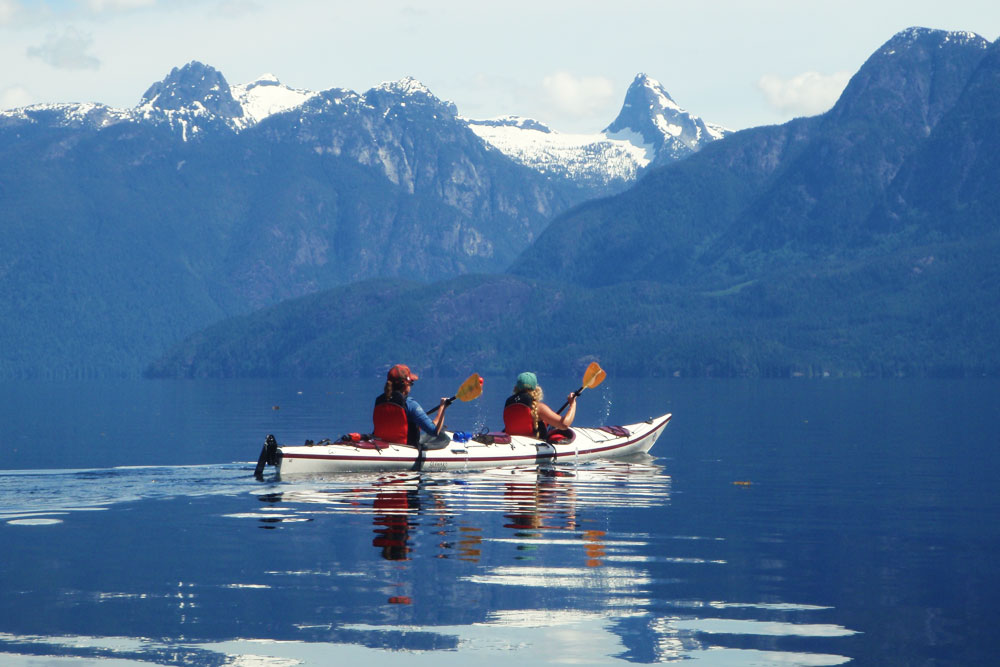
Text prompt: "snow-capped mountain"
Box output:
[[0, 62, 320, 139], [465, 74, 731, 188], [1, 65, 727, 192], [0, 60, 585, 377], [605, 73, 729, 162], [230, 73, 318, 127]]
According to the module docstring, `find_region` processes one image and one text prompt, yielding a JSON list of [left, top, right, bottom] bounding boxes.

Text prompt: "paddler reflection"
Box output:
[[371, 483, 417, 560], [255, 462, 667, 567], [370, 476, 448, 560], [500, 469, 598, 562], [365, 468, 633, 567]]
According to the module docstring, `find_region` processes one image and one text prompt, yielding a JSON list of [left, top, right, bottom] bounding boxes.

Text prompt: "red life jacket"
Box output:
[[373, 392, 410, 444], [503, 394, 544, 438]]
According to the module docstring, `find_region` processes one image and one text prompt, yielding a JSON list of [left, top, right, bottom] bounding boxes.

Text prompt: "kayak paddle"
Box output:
[[557, 361, 606, 414], [427, 373, 484, 415]]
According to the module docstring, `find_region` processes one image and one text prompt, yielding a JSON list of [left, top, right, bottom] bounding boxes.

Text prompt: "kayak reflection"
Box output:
[[252, 458, 670, 567]]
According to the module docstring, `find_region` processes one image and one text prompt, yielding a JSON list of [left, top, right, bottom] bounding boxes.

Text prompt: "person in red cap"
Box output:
[[373, 364, 450, 447]]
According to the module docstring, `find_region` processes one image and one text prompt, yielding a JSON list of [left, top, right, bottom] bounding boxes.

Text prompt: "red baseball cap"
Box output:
[[387, 364, 418, 383]]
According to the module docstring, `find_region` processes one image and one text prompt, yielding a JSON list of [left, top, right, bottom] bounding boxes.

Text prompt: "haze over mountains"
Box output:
[[3, 27, 998, 379], [0, 61, 723, 377]]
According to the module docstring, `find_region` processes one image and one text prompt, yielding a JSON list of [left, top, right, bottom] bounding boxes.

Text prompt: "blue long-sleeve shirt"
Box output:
[[405, 396, 438, 435]]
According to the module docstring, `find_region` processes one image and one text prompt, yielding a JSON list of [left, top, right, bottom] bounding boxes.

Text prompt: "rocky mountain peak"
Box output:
[[604, 72, 728, 161], [364, 77, 458, 118], [139, 61, 243, 120]]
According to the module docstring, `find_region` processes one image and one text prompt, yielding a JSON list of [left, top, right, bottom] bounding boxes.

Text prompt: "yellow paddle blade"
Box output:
[[582, 361, 605, 389], [455, 373, 484, 402]]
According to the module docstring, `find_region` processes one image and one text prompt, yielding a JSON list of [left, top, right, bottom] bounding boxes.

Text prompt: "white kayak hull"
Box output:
[[262, 413, 671, 475]]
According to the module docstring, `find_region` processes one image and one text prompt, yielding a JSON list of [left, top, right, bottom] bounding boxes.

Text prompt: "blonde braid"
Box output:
[[512, 384, 545, 436], [531, 386, 544, 433]]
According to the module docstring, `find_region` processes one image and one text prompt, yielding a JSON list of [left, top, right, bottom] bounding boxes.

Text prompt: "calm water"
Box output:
[[1, 377, 998, 665]]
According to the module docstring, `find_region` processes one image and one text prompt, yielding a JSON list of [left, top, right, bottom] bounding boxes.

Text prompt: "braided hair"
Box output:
[[513, 384, 544, 433]]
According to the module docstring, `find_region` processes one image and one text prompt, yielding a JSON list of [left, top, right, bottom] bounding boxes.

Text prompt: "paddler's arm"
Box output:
[[407, 396, 448, 436], [538, 394, 577, 429], [433, 397, 448, 434]]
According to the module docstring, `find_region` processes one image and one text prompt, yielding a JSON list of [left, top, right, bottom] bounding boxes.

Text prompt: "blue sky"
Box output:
[[1, 0, 998, 133]]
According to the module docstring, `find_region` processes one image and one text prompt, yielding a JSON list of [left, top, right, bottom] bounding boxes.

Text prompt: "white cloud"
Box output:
[[0, 0, 20, 25], [26, 26, 101, 70], [0, 0, 157, 24], [86, 0, 157, 13], [211, 0, 262, 19], [1, 84, 34, 109], [756, 71, 852, 118], [541, 71, 616, 118]]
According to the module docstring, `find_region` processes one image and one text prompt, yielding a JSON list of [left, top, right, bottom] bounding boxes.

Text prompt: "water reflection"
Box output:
[[0, 459, 859, 665], [238, 461, 856, 665], [250, 460, 669, 563]]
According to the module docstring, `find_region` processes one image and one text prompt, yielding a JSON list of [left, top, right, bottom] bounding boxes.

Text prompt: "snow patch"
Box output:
[[231, 75, 317, 127], [468, 121, 652, 185]]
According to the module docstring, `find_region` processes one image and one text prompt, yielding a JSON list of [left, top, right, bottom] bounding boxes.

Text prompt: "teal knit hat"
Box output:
[[515, 371, 538, 391]]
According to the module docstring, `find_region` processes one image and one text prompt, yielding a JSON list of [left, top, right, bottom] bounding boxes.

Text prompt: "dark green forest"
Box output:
[[146, 232, 1000, 379]]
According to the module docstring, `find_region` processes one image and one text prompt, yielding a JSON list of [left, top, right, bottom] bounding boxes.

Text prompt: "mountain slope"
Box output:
[[146, 27, 1000, 379], [0, 61, 740, 377], [874, 35, 1000, 237], [513, 28, 992, 288], [0, 64, 584, 377]]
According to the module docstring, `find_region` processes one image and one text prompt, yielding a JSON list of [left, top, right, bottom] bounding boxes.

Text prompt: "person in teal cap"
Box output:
[[502, 371, 577, 439]]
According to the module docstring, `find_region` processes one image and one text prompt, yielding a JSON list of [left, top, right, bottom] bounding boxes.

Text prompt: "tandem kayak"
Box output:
[[254, 413, 671, 476]]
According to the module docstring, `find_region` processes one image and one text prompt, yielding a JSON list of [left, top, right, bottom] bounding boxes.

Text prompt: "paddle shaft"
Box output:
[[556, 387, 584, 415], [426, 396, 454, 416]]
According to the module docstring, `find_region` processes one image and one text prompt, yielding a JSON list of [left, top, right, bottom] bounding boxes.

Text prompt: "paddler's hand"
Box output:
[[439, 397, 449, 408], [566, 393, 577, 405]]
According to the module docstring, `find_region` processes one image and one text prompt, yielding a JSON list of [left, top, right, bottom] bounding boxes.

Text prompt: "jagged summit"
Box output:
[[139, 61, 243, 119], [604, 73, 728, 162], [465, 72, 731, 189], [371, 76, 434, 97], [364, 77, 458, 117], [1, 62, 725, 180]]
